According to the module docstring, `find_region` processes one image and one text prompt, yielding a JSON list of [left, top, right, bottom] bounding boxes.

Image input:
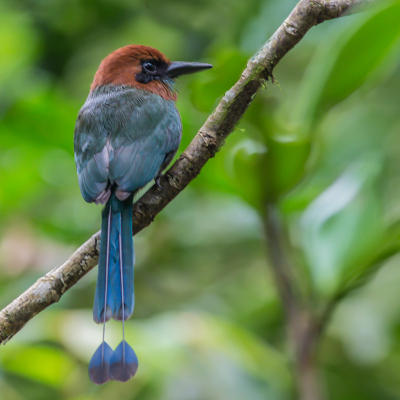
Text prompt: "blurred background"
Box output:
[[1, 0, 400, 399]]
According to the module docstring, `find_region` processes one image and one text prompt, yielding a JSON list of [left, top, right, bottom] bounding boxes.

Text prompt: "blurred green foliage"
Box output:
[[1, 0, 400, 399]]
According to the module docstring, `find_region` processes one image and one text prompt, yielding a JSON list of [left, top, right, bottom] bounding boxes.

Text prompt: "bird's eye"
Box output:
[[143, 61, 156, 74]]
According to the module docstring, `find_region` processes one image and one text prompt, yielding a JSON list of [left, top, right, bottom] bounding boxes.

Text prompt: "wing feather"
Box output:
[[74, 86, 182, 203]]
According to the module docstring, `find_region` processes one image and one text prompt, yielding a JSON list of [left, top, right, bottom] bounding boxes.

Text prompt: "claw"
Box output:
[[155, 174, 163, 189]]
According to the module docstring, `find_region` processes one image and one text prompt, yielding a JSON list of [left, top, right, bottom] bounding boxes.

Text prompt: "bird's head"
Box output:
[[91, 45, 212, 101]]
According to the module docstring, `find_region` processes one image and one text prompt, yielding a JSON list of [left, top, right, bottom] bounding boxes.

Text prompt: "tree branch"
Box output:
[[0, 0, 373, 344], [264, 204, 323, 400]]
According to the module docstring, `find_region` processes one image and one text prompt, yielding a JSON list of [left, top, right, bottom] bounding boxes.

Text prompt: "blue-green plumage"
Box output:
[[74, 44, 211, 385], [93, 192, 135, 323], [75, 85, 181, 321], [74, 85, 182, 384], [75, 85, 182, 203]]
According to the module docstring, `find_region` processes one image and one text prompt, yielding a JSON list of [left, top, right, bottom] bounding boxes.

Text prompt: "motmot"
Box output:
[[74, 45, 212, 384]]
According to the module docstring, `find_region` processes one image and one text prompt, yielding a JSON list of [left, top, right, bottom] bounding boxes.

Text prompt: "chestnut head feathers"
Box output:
[[91, 44, 212, 101]]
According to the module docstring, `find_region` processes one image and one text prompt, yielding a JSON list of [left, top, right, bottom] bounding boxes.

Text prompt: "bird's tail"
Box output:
[[94, 192, 135, 323], [89, 192, 138, 384]]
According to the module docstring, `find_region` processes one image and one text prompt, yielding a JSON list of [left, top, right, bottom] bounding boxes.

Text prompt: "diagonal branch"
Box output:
[[0, 0, 373, 344]]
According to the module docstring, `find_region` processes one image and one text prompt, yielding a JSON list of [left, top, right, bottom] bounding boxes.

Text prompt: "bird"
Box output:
[[74, 45, 212, 384]]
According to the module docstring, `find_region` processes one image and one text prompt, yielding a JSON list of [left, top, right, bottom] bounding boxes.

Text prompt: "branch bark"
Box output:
[[0, 0, 373, 346]]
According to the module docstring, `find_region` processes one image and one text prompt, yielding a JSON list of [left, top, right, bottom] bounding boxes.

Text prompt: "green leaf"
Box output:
[[264, 134, 311, 199], [300, 153, 384, 297], [0, 344, 75, 387], [226, 137, 268, 211], [190, 48, 250, 112], [133, 312, 291, 396], [294, 0, 400, 128], [0, 4, 39, 86], [222, 132, 311, 208]]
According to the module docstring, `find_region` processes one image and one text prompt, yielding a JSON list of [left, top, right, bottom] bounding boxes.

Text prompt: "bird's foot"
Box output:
[[155, 173, 164, 189]]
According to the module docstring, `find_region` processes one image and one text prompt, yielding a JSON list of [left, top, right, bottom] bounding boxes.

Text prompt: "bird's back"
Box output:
[[74, 85, 182, 203]]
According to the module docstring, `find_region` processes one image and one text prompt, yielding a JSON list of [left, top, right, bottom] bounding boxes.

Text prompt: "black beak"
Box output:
[[165, 61, 213, 79]]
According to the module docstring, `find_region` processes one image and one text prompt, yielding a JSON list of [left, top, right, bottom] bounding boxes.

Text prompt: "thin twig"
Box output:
[[0, 0, 373, 344]]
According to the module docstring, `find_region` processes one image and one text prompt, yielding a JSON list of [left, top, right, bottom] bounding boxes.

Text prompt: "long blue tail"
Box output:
[[89, 192, 138, 384], [94, 193, 135, 323]]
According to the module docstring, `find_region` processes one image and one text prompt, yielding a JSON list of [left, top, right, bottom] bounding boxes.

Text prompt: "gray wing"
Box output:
[[74, 86, 182, 204], [74, 100, 109, 203]]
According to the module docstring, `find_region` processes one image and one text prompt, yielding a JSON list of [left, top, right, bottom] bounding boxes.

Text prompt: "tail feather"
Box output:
[[89, 341, 113, 385], [93, 192, 135, 323], [118, 199, 135, 319], [93, 204, 113, 324], [109, 340, 139, 382], [90, 191, 137, 383]]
